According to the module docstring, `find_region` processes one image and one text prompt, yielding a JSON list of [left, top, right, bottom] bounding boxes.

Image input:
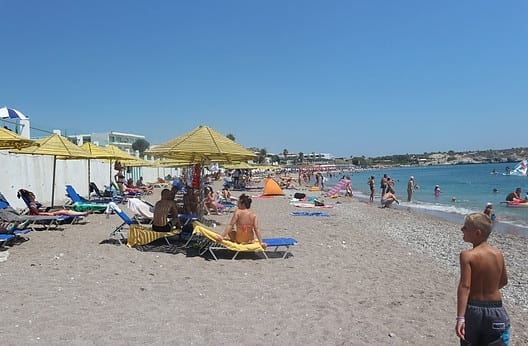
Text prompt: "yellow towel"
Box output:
[[192, 222, 264, 252], [127, 224, 181, 247]]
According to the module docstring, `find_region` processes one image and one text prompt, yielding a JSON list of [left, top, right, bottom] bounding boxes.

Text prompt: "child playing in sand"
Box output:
[[456, 213, 510, 345]]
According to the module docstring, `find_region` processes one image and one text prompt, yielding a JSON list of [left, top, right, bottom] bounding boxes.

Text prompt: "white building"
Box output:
[[68, 131, 146, 154]]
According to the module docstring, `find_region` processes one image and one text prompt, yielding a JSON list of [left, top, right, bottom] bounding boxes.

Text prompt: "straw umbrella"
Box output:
[[80, 142, 120, 195], [11, 133, 93, 207], [148, 125, 257, 219], [0, 127, 37, 149]]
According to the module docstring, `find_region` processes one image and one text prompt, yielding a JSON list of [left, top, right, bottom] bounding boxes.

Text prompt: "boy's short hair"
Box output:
[[464, 213, 492, 239]]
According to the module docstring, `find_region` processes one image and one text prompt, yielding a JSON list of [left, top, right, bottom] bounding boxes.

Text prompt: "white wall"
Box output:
[[0, 150, 181, 209]]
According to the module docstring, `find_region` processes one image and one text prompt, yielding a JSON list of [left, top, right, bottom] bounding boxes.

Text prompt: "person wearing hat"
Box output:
[[434, 185, 441, 197], [484, 203, 496, 221], [407, 176, 415, 202]]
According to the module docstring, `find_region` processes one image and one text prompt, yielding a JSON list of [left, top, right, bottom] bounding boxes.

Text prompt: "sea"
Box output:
[[324, 163, 528, 237]]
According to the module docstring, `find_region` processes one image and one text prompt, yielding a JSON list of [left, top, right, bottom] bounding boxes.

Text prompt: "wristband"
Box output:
[[456, 316, 465, 322]]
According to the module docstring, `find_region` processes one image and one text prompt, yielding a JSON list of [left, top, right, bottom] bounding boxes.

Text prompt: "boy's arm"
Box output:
[[499, 253, 508, 289], [456, 250, 472, 340]]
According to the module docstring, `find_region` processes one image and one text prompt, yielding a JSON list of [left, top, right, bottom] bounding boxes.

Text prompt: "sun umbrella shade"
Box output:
[[148, 125, 256, 163], [10, 133, 93, 207], [80, 142, 117, 159], [0, 127, 37, 149], [13, 133, 93, 159], [103, 145, 140, 161], [223, 162, 256, 170]]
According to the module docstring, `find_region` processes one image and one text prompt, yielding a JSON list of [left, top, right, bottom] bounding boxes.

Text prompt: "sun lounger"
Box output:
[[105, 202, 138, 244], [191, 221, 298, 260], [65, 185, 110, 213], [105, 202, 179, 246], [1, 192, 76, 230], [0, 233, 15, 247], [127, 198, 154, 224], [126, 224, 181, 248], [0, 228, 31, 247], [17, 189, 84, 225], [261, 237, 298, 259]]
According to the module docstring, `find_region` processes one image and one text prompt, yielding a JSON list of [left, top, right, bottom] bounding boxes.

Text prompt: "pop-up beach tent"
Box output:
[[262, 178, 284, 196]]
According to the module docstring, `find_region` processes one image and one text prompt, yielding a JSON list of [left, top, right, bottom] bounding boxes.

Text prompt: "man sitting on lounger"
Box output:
[[152, 189, 180, 232], [217, 194, 266, 248]]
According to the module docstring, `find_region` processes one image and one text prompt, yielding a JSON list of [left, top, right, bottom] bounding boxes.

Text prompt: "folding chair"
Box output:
[[105, 202, 179, 246], [105, 202, 137, 244]]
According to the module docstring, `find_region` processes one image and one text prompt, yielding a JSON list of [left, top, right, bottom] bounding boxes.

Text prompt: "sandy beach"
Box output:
[[1, 180, 527, 345]]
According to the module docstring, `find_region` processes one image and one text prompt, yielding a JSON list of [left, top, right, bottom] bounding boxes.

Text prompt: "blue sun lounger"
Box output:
[[0, 233, 15, 247], [262, 237, 298, 259]]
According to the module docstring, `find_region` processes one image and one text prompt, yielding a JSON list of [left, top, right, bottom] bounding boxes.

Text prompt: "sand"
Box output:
[[1, 180, 527, 345]]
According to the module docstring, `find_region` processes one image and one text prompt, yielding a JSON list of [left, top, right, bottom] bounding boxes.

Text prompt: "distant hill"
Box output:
[[348, 147, 528, 167]]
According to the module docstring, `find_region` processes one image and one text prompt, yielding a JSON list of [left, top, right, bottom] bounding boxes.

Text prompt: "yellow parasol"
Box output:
[[223, 162, 256, 170], [147, 125, 257, 219], [147, 125, 256, 163], [11, 133, 93, 207], [0, 127, 38, 149]]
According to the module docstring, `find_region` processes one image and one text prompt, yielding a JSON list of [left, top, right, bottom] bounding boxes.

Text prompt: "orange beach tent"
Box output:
[[262, 178, 284, 196]]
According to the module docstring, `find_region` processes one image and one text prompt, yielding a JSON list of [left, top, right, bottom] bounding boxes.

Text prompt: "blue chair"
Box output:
[[65, 185, 108, 213]]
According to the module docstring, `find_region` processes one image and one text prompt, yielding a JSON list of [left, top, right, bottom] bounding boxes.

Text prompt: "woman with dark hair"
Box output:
[[217, 194, 266, 248]]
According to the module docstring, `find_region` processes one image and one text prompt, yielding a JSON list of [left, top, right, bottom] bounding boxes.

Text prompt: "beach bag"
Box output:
[[314, 199, 325, 207], [294, 192, 306, 200]]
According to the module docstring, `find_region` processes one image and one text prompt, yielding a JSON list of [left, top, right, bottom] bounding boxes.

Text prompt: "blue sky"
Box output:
[[1, 0, 526, 157]]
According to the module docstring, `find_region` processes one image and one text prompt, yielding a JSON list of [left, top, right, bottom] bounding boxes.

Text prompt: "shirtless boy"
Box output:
[[456, 213, 510, 345], [217, 194, 266, 248]]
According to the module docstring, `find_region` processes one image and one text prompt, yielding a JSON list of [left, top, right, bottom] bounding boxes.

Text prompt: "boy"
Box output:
[[456, 213, 510, 345]]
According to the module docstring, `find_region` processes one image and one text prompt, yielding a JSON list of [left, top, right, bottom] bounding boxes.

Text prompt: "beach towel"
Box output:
[[291, 211, 330, 217], [290, 202, 334, 209], [126, 224, 181, 247]]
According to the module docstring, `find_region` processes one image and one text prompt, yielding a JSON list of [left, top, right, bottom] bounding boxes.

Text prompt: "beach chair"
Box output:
[[0, 192, 73, 230], [65, 185, 109, 213], [191, 221, 298, 260], [105, 202, 137, 244], [16, 189, 82, 226], [126, 198, 154, 224], [89, 182, 124, 203], [126, 224, 181, 248], [105, 202, 179, 246], [0, 233, 15, 248]]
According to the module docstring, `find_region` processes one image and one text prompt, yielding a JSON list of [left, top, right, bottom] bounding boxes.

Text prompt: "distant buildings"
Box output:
[[67, 131, 146, 153]]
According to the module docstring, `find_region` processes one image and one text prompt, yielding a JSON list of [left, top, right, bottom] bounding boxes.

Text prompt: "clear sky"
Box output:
[[1, 0, 526, 158]]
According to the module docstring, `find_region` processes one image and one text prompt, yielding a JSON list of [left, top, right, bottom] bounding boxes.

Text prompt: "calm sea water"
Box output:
[[325, 163, 528, 237]]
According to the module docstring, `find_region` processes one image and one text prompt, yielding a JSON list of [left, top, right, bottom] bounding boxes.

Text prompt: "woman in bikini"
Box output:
[[217, 194, 266, 248]]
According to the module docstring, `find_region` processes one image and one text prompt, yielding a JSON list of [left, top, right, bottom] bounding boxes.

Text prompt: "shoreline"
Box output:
[[1, 180, 527, 344]]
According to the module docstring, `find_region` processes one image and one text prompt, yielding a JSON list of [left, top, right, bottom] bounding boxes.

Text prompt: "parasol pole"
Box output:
[[88, 159, 91, 200], [51, 156, 57, 208]]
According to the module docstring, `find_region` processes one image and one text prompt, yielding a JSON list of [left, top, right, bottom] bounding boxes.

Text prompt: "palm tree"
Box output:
[[283, 149, 288, 164], [258, 148, 267, 164], [298, 152, 304, 164]]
